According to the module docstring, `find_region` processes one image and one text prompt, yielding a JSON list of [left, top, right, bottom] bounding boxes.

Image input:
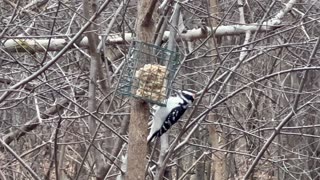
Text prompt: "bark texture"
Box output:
[[126, 0, 155, 179]]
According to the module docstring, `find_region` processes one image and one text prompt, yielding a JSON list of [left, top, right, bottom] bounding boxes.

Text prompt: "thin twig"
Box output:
[[0, 138, 42, 180], [243, 37, 320, 179]]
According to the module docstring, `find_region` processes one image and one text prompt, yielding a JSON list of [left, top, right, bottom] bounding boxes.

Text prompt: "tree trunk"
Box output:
[[126, 99, 150, 180], [125, 0, 155, 180], [82, 0, 105, 179], [209, 114, 227, 180], [207, 0, 228, 179]]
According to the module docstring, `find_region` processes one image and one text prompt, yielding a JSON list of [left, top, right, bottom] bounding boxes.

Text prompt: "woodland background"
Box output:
[[1, 0, 320, 179]]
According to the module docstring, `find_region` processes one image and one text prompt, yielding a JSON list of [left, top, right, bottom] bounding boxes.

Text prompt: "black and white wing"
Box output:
[[148, 105, 187, 143]]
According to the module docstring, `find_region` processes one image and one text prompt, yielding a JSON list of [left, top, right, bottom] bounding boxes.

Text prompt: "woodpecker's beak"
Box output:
[[192, 93, 196, 99]]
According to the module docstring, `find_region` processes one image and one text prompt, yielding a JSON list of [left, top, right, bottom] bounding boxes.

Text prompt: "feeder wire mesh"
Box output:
[[117, 41, 180, 106]]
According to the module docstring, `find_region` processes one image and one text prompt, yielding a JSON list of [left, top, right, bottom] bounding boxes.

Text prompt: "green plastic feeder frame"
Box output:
[[117, 41, 180, 106]]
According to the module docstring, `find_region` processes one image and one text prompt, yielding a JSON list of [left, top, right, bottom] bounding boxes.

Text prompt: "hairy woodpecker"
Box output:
[[147, 90, 195, 143]]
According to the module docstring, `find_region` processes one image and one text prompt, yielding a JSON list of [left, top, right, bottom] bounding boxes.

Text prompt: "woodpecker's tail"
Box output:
[[147, 131, 159, 144]]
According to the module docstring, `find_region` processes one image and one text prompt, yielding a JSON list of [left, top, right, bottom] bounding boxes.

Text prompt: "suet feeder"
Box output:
[[117, 41, 180, 106]]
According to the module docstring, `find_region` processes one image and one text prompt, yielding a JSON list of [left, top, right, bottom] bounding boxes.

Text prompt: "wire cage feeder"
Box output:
[[117, 41, 180, 106]]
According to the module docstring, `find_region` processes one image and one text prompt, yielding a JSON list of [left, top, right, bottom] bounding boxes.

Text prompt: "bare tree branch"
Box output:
[[243, 36, 320, 179], [2, 99, 69, 146], [0, 0, 112, 104], [0, 139, 42, 180]]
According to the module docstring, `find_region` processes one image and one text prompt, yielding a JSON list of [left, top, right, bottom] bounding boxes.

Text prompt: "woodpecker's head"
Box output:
[[176, 90, 195, 105]]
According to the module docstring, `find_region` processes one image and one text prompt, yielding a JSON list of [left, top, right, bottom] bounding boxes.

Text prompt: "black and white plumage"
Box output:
[[147, 90, 195, 143]]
